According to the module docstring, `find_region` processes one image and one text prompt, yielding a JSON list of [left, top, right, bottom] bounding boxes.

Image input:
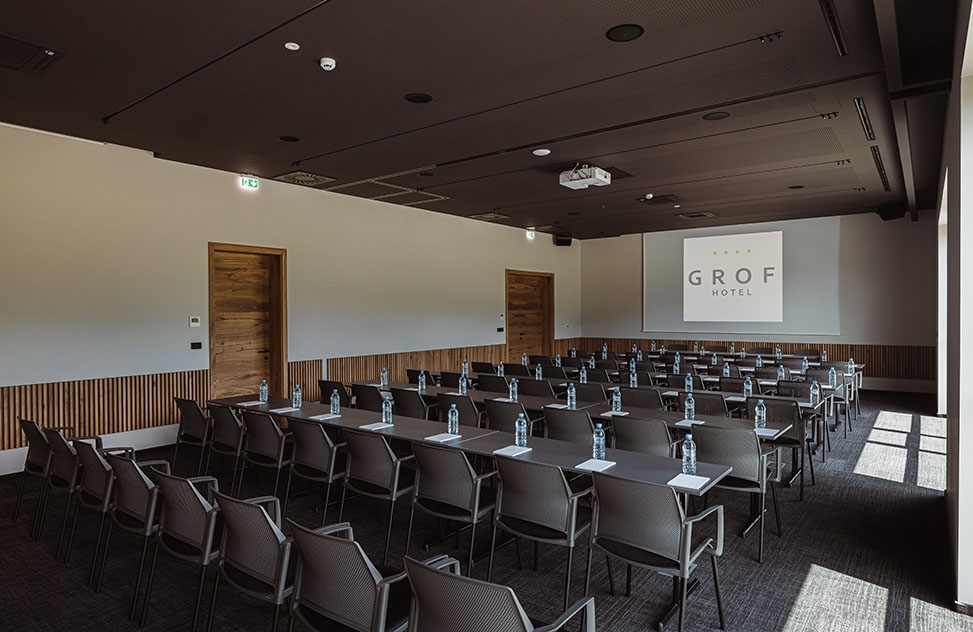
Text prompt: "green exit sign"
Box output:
[[240, 176, 259, 190]]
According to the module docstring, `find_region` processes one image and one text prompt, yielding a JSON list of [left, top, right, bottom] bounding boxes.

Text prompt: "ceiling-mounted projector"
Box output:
[[559, 164, 611, 190]]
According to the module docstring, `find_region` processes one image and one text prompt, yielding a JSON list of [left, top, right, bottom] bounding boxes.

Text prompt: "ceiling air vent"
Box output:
[[853, 97, 875, 141], [817, 0, 848, 56], [272, 170, 335, 188], [677, 211, 717, 220], [869, 145, 891, 192], [467, 212, 509, 221], [637, 194, 685, 206], [0, 34, 64, 73]]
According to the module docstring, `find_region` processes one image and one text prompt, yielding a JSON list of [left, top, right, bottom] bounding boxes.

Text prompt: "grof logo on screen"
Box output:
[[687, 265, 776, 296]]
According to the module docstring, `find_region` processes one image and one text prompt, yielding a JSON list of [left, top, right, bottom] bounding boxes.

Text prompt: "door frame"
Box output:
[[504, 269, 555, 361], [208, 242, 288, 397]]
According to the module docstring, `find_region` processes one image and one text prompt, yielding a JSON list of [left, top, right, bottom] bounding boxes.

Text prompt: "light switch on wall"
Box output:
[[188, 316, 201, 328]]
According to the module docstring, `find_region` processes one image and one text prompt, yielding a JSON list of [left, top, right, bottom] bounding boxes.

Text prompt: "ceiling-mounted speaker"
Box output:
[[876, 202, 907, 221], [553, 234, 573, 246]]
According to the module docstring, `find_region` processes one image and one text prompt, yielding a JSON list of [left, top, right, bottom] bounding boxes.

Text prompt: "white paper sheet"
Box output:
[[492, 445, 532, 456], [667, 473, 710, 491], [575, 458, 616, 472]]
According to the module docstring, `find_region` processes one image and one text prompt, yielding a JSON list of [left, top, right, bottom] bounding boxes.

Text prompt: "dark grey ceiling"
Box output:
[[0, 0, 955, 238]]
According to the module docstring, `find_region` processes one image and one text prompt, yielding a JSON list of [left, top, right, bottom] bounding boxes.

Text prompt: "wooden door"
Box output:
[[209, 243, 287, 398], [505, 270, 554, 362]]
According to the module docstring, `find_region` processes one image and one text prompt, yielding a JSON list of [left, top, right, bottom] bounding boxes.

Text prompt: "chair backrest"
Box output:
[[288, 418, 340, 474], [42, 427, 80, 486], [793, 348, 821, 361], [343, 431, 398, 491], [440, 371, 464, 388], [471, 362, 496, 374], [214, 492, 287, 589], [288, 520, 384, 631], [412, 443, 477, 513], [746, 397, 803, 442], [618, 386, 664, 410], [778, 357, 805, 370], [708, 345, 729, 353], [594, 360, 616, 370], [749, 346, 773, 355], [820, 361, 849, 371], [611, 417, 672, 457], [529, 355, 553, 366], [174, 398, 209, 441], [319, 380, 352, 407], [352, 384, 386, 413], [404, 556, 534, 632], [776, 380, 811, 399], [719, 376, 747, 393], [805, 368, 844, 388], [668, 374, 704, 390], [19, 418, 51, 473], [477, 374, 509, 394], [503, 363, 530, 377], [437, 394, 481, 427], [591, 472, 684, 564], [209, 404, 245, 450], [495, 457, 573, 534], [107, 454, 160, 531], [75, 441, 114, 510], [573, 383, 607, 403], [560, 357, 582, 368], [667, 344, 689, 351], [586, 368, 613, 383], [483, 400, 528, 434], [542, 366, 567, 379], [735, 356, 758, 368], [391, 387, 429, 420], [155, 470, 217, 557], [755, 366, 791, 380], [618, 371, 654, 387], [679, 391, 728, 417], [693, 425, 762, 485], [517, 378, 555, 398], [241, 410, 285, 461], [544, 408, 595, 444]]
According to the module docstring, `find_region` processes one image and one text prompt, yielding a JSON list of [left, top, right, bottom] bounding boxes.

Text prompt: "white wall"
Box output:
[[0, 123, 582, 387]]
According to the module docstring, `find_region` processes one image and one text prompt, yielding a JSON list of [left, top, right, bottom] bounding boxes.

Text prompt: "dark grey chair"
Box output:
[[679, 391, 729, 417], [518, 378, 556, 398], [488, 457, 591, 609], [484, 399, 535, 435], [544, 408, 596, 444], [543, 366, 568, 379], [806, 369, 852, 434], [561, 357, 583, 368], [207, 492, 294, 632], [593, 360, 616, 371], [667, 374, 705, 390], [478, 374, 510, 393], [667, 344, 689, 351], [572, 383, 607, 403], [440, 371, 464, 388], [284, 419, 347, 524], [719, 377, 747, 393], [391, 387, 437, 420], [585, 368, 613, 383], [749, 346, 773, 355], [471, 361, 496, 374], [144, 471, 221, 630], [618, 387, 665, 410], [504, 363, 531, 377], [286, 519, 411, 632], [436, 393, 485, 428], [174, 398, 212, 476], [37, 428, 85, 561], [747, 397, 814, 500], [353, 384, 386, 413], [708, 345, 729, 353], [586, 472, 724, 632], [72, 441, 129, 590], [530, 355, 553, 366], [318, 380, 352, 408], [405, 555, 596, 632], [618, 371, 654, 387], [778, 357, 806, 371], [610, 417, 673, 457], [406, 443, 497, 574], [339, 431, 416, 565], [792, 348, 821, 361], [240, 411, 293, 499], [13, 418, 55, 536], [693, 426, 781, 563], [205, 403, 247, 495]]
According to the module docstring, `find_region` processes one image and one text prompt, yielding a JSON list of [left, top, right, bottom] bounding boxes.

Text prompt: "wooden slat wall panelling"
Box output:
[[289, 360, 324, 403], [327, 344, 508, 384], [0, 369, 211, 452]]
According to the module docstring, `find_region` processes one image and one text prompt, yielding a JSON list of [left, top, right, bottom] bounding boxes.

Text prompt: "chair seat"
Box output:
[[294, 572, 410, 632], [347, 467, 415, 500], [222, 555, 296, 603], [209, 440, 242, 456], [293, 456, 347, 482], [245, 452, 293, 468], [113, 508, 160, 534], [160, 529, 222, 565], [416, 487, 496, 522], [499, 505, 591, 542], [595, 537, 680, 572], [714, 475, 762, 491]]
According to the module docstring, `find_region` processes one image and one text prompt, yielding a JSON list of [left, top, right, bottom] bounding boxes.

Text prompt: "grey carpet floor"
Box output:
[[0, 390, 970, 631]]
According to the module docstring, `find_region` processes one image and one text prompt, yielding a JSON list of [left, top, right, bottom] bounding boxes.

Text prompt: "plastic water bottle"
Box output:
[[535, 364, 543, 380], [509, 378, 519, 402], [730, 342, 735, 354], [629, 371, 638, 388], [810, 380, 821, 406], [776, 344, 782, 360], [629, 358, 636, 374], [777, 365, 785, 381], [498, 361, 505, 377], [822, 350, 828, 362], [570, 347, 577, 358], [593, 423, 606, 460], [330, 389, 341, 415], [292, 384, 302, 408], [756, 354, 763, 368], [259, 379, 269, 403], [682, 434, 697, 475], [673, 359, 680, 375], [847, 357, 855, 375], [744, 375, 753, 398], [567, 383, 577, 409], [380, 367, 389, 388], [675, 352, 681, 365], [660, 344, 667, 354], [418, 372, 427, 393], [522, 353, 528, 366], [712, 353, 718, 365], [701, 345, 706, 355], [651, 340, 657, 352], [579, 366, 588, 384], [612, 388, 622, 412], [723, 361, 730, 377], [589, 356, 596, 369], [684, 374, 693, 393], [829, 366, 837, 388], [685, 392, 696, 420], [755, 399, 767, 429], [515, 413, 528, 447], [447, 404, 460, 434], [382, 395, 393, 424], [602, 343, 608, 360], [693, 341, 699, 353], [802, 356, 809, 372], [462, 358, 469, 376], [740, 347, 746, 358], [555, 354, 562, 367], [637, 349, 643, 361], [459, 374, 468, 395]]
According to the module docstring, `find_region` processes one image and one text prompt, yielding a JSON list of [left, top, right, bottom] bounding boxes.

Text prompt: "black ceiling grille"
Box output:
[[467, 212, 509, 221], [272, 170, 336, 188], [853, 97, 875, 141], [870, 145, 891, 192], [604, 166, 633, 180], [817, 0, 848, 56], [637, 194, 685, 206], [0, 33, 63, 73]]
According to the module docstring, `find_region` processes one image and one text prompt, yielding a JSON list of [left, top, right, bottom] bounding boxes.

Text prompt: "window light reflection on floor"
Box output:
[[782, 564, 888, 632]]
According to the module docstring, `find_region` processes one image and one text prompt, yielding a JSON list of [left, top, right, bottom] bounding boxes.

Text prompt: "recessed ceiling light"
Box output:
[[703, 111, 731, 121], [404, 93, 433, 104], [606, 24, 644, 42], [674, 204, 681, 208], [532, 148, 551, 156], [643, 193, 654, 200], [278, 135, 301, 143], [788, 185, 805, 190], [284, 42, 300, 51]]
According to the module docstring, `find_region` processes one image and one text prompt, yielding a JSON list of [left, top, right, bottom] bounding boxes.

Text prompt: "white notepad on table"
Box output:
[[309, 413, 341, 421], [575, 458, 616, 472], [493, 445, 532, 457], [662, 390, 678, 397], [600, 411, 629, 417], [359, 422, 394, 431], [446, 392, 463, 396], [667, 473, 710, 491], [236, 400, 264, 407], [674, 419, 705, 428], [268, 407, 299, 414], [725, 396, 745, 403], [492, 397, 513, 402], [547, 403, 568, 409], [754, 427, 778, 438], [424, 433, 462, 442]]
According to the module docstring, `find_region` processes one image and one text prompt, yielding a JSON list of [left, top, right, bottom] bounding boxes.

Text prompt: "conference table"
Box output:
[[351, 380, 567, 412], [209, 394, 733, 496], [580, 403, 793, 441]]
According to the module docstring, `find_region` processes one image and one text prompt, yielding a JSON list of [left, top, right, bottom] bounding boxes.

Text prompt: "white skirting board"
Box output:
[[0, 424, 179, 477]]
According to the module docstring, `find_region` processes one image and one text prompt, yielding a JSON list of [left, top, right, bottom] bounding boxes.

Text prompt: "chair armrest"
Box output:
[[311, 522, 354, 540], [474, 470, 498, 483], [188, 476, 220, 501], [419, 554, 461, 574], [139, 460, 171, 475], [395, 453, 416, 464], [568, 486, 592, 500], [685, 503, 724, 557], [377, 569, 408, 587], [70, 435, 104, 449], [245, 495, 282, 525], [536, 596, 596, 632], [97, 446, 135, 457]]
